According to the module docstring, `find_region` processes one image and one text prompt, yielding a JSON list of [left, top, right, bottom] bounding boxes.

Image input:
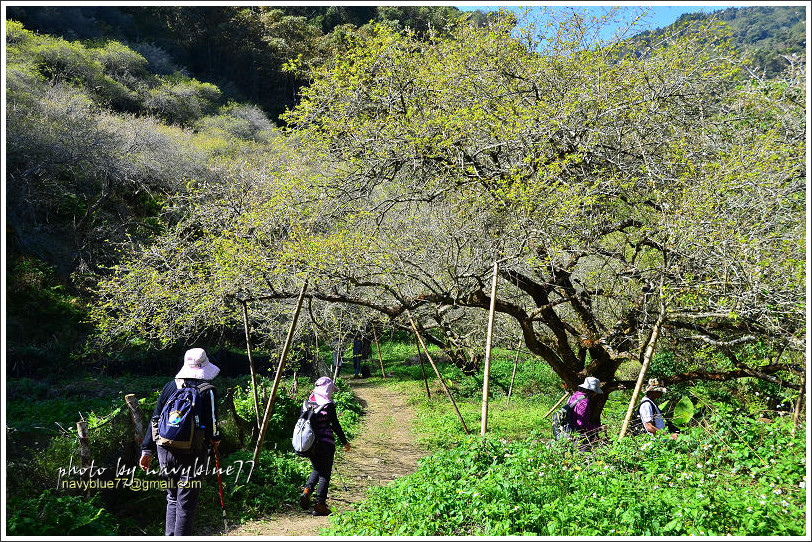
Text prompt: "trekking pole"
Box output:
[[210, 392, 228, 533], [332, 460, 349, 491], [213, 442, 228, 533]]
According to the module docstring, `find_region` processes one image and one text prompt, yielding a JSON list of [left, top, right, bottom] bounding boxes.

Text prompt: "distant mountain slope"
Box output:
[[633, 5, 806, 77]]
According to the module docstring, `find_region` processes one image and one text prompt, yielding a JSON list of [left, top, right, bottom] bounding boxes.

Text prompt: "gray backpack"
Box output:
[[292, 400, 324, 456], [551, 395, 586, 440]]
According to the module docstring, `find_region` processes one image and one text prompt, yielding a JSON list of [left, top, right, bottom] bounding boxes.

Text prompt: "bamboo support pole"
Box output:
[[481, 261, 499, 436], [407, 311, 469, 434], [77, 420, 91, 495], [332, 336, 343, 381], [618, 289, 667, 439], [506, 347, 520, 406], [224, 388, 253, 445], [792, 371, 806, 435], [240, 299, 261, 429], [543, 392, 570, 418], [253, 279, 308, 464], [373, 326, 387, 379], [125, 394, 146, 447], [292, 370, 299, 399], [412, 325, 431, 398]]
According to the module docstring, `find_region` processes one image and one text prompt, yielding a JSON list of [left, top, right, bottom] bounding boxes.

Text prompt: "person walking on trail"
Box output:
[[139, 348, 220, 536], [352, 333, 364, 378], [299, 377, 351, 516], [569, 376, 607, 451], [638, 378, 679, 439]]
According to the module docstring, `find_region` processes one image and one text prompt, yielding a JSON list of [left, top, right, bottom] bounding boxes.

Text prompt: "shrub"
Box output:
[[195, 103, 276, 142], [7, 490, 119, 535], [34, 37, 101, 85], [145, 78, 222, 126], [93, 40, 148, 82], [325, 417, 806, 536]]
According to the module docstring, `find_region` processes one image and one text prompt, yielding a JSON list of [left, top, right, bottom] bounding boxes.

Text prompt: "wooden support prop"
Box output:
[[125, 394, 146, 447], [619, 289, 667, 440], [481, 261, 499, 436], [240, 299, 261, 429], [253, 279, 308, 464], [332, 336, 343, 381], [373, 326, 387, 379], [76, 420, 91, 495], [792, 371, 806, 435], [543, 392, 570, 418], [224, 388, 253, 445], [313, 326, 324, 378], [411, 325, 431, 398], [506, 347, 520, 407], [292, 370, 299, 399], [407, 311, 469, 434]]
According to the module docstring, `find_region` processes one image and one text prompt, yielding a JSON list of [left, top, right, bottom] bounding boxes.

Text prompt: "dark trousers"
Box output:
[[352, 354, 361, 376], [157, 446, 206, 536], [305, 443, 335, 504]]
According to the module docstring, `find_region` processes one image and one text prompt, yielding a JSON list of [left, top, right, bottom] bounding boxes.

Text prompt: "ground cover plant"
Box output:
[[318, 338, 806, 536], [325, 412, 806, 536]]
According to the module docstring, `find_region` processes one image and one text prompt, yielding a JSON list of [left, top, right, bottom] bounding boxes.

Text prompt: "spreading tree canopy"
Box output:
[[91, 11, 805, 420]]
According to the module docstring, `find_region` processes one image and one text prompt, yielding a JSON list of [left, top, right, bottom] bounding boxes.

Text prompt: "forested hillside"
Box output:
[[6, 5, 487, 122], [633, 5, 805, 77]]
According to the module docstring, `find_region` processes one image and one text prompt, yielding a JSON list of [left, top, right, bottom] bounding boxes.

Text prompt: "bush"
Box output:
[[145, 77, 222, 126], [93, 40, 148, 82], [326, 419, 806, 536], [223, 449, 311, 521], [34, 37, 100, 83], [195, 103, 276, 142], [7, 490, 120, 535]]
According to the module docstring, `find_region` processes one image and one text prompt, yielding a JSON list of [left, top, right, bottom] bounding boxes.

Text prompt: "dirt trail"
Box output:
[[226, 379, 426, 536]]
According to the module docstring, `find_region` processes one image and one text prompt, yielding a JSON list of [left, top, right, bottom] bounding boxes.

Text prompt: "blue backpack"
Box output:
[[154, 381, 215, 452]]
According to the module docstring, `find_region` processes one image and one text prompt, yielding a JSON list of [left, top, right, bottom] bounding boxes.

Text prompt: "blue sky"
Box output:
[[455, 3, 740, 34]]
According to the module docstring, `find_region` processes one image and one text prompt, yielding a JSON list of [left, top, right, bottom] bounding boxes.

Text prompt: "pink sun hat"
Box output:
[[175, 348, 220, 380], [309, 376, 338, 406]]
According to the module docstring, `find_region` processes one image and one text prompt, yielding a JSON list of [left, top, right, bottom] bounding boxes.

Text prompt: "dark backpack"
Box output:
[[551, 395, 586, 440], [292, 400, 325, 456], [152, 381, 215, 452]]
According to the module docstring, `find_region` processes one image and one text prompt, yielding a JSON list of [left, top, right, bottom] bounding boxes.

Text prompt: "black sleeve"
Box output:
[[328, 404, 348, 446]]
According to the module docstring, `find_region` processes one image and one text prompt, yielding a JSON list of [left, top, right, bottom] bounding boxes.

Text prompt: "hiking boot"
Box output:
[[312, 502, 331, 516], [299, 487, 312, 510]]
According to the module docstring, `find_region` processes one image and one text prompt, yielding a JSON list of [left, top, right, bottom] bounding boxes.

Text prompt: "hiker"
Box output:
[[352, 333, 364, 378], [299, 377, 351, 516], [139, 348, 220, 536], [569, 376, 607, 450], [638, 378, 679, 439]]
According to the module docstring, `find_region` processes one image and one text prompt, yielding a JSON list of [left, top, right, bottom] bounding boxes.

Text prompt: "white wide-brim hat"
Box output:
[[176, 348, 220, 380], [578, 376, 603, 394], [645, 378, 668, 393]]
